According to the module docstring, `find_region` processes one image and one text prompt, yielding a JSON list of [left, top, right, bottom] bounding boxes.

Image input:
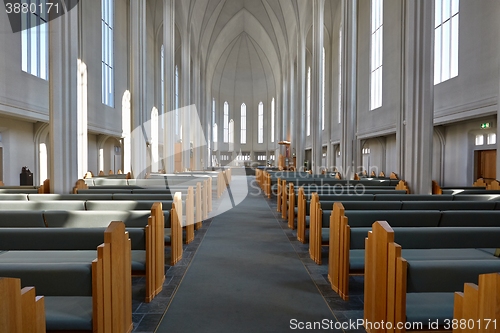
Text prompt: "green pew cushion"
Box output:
[[45, 296, 93, 331], [392, 227, 500, 248], [165, 228, 171, 243], [401, 201, 496, 210], [92, 178, 129, 186], [85, 200, 173, 211], [0, 188, 38, 194], [0, 227, 145, 251], [0, 200, 85, 210], [0, 262, 92, 296], [0, 210, 46, 227], [28, 193, 113, 200], [348, 248, 497, 273], [345, 210, 441, 227], [406, 292, 454, 326], [439, 211, 500, 227], [0, 250, 145, 272], [43, 210, 153, 228], [0, 193, 29, 200], [375, 194, 453, 201], [406, 259, 500, 293], [78, 188, 133, 194], [452, 194, 500, 201], [338, 201, 402, 210], [112, 193, 178, 201]]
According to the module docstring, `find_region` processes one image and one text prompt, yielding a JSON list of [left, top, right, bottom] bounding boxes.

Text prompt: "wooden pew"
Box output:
[[0, 277, 45, 333], [454, 272, 500, 333], [364, 221, 500, 333], [0, 221, 132, 333]]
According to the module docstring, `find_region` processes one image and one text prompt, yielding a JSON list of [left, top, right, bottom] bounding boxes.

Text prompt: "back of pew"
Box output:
[[0, 211, 46, 227], [439, 210, 500, 226], [0, 277, 45, 333], [0, 200, 86, 211], [29, 193, 114, 201], [0, 194, 29, 201]]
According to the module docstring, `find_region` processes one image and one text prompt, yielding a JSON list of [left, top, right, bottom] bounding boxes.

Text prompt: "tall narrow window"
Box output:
[[151, 108, 158, 172], [102, 0, 114, 107], [271, 98, 275, 143], [160, 46, 164, 128], [213, 123, 218, 151], [370, 0, 383, 110], [322, 47, 325, 130], [306, 67, 311, 136], [258, 102, 264, 144], [223, 102, 229, 143], [240, 103, 246, 144], [434, 0, 459, 84], [21, 0, 48, 79], [175, 65, 179, 137], [338, 28, 342, 124], [212, 98, 216, 126]]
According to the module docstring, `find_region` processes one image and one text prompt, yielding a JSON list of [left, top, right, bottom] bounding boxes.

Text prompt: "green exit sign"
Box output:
[[481, 122, 491, 129]]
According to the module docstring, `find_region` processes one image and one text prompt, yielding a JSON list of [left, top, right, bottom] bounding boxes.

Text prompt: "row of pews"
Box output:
[[0, 170, 231, 332], [266, 172, 500, 332]]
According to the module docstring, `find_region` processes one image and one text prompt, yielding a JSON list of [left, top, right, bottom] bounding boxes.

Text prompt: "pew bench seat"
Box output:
[[0, 262, 94, 331], [403, 259, 500, 326], [0, 250, 146, 272]]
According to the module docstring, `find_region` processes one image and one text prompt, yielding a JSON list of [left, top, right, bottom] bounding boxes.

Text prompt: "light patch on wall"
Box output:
[[39, 143, 47, 185], [475, 134, 484, 146], [99, 148, 104, 172], [487, 133, 496, 145]]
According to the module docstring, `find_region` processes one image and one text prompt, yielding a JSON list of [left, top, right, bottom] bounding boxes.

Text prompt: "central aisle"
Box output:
[[156, 175, 339, 332]]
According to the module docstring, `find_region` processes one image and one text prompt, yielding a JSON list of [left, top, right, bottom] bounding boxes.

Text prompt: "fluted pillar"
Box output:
[[181, 29, 191, 170], [163, 0, 175, 173], [130, 0, 147, 178], [296, 35, 306, 169], [399, 0, 434, 194], [340, 0, 357, 180], [311, 0, 325, 174], [49, 2, 80, 193]]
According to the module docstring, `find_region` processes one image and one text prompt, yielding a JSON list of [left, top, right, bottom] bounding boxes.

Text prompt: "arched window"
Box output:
[[322, 47, 325, 130], [258, 102, 264, 144], [241, 103, 246, 144], [223, 102, 229, 143]]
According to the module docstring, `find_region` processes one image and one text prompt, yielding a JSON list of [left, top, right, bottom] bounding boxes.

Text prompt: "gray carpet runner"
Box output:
[[155, 175, 339, 332]]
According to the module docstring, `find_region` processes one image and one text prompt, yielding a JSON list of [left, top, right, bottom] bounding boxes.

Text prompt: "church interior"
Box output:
[[1, 0, 500, 332]]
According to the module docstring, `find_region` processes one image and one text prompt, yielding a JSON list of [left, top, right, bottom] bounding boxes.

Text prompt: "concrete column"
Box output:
[[163, 0, 175, 173], [400, 0, 434, 194], [289, 59, 296, 154], [130, 0, 147, 178], [181, 30, 191, 170], [311, 0, 325, 174], [192, 58, 202, 170], [340, 0, 357, 180], [282, 67, 289, 143], [296, 36, 306, 169], [49, 3, 80, 193]]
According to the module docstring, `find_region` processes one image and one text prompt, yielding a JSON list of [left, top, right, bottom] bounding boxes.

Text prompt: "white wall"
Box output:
[[0, 117, 35, 185]]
